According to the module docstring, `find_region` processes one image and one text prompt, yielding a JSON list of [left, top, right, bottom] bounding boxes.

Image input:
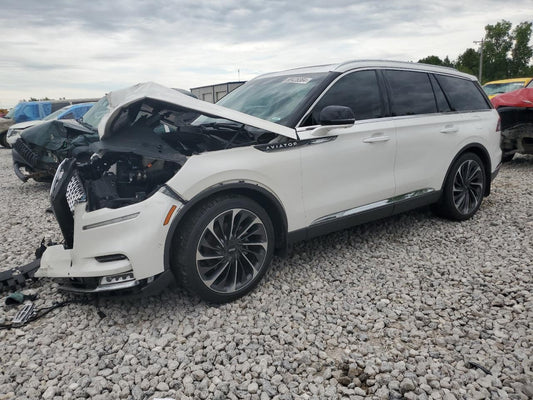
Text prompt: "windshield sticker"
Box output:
[[283, 77, 312, 84]]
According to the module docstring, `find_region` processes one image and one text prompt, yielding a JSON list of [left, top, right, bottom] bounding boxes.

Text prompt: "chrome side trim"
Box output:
[[311, 188, 435, 225], [82, 212, 140, 230]]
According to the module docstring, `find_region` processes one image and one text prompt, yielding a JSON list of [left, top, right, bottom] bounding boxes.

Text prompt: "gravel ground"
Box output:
[[0, 147, 531, 400]]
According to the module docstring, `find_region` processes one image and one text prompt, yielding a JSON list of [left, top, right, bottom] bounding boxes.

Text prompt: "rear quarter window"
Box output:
[[435, 75, 490, 111]]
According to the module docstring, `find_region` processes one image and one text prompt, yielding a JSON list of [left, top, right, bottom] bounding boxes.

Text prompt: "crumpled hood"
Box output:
[[20, 119, 96, 150], [491, 88, 533, 109], [8, 120, 43, 131], [98, 82, 298, 140]]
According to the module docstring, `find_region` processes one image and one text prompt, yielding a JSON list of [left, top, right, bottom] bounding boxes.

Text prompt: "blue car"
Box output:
[[0, 99, 98, 147], [6, 102, 96, 147]]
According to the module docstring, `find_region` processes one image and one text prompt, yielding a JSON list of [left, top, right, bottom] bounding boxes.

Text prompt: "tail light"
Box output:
[[496, 117, 501, 133]]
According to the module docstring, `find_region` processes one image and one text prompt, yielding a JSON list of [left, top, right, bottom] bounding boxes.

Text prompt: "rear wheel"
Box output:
[[434, 153, 486, 221], [172, 195, 275, 303]]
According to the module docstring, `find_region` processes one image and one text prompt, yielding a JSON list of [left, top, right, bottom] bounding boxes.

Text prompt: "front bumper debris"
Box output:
[[37, 159, 183, 293]]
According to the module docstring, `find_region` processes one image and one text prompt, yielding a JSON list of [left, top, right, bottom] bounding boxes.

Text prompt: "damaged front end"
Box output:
[[12, 119, 98, 182], [492, 88, 533, 160], [497, 107, 533, 159], [36, 82, 296, 294]]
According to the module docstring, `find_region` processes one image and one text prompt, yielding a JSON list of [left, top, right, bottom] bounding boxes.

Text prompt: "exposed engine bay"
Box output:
[[70, 99, 281, 211]]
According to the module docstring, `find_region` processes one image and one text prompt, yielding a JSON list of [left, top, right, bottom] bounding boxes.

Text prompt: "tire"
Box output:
[[434, 152, 486, 221], [171, 195, 275, 303], [0, 131, 10, 148], [501, 152, 515, 163]]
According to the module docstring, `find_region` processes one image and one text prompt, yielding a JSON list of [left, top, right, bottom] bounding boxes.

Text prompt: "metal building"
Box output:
[[190, 81, 245, 103]]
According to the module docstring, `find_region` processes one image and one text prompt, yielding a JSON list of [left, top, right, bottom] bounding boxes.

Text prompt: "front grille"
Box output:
[[13, 139, 39, 167], [66, 172, 86, 212]]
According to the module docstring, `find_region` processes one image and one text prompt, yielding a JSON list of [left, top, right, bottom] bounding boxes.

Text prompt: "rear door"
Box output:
[[384, 69, 460, 195], [387, 70, 493, 195], [297, 70, 396, 226]]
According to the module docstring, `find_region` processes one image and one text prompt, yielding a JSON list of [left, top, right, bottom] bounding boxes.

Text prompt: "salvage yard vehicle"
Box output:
[[491, 81, 533, 161], [6, 102, 95, 147], [36, 61, 501, 303], [482, 77, 533, 99], [0, 98, 98, 148], [11, 99, 108, 182], [11, 90, 197, 182]]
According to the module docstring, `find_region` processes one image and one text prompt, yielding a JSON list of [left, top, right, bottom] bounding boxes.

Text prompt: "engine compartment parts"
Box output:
[[491, 88, 533, 160], [5, 292, 37, 305], [0, 259, 41, 294], [11, 303, 36, 326]]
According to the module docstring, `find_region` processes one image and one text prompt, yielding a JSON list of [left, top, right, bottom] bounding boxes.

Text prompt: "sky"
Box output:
[[1, 0, 532, 108]]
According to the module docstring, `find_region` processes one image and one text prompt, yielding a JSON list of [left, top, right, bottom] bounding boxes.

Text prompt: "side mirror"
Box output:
[[319, 105, 355, 126]]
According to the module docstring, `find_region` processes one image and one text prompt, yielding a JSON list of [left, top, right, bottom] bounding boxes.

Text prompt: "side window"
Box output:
[[429, 74, 451, 112], [435, 75, 491, 111], [302, 70, 383, 125], [384, 70, 437, 116]]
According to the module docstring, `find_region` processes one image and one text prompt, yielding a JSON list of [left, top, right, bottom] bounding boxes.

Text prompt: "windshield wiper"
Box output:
[[200, 122, 245, 130]]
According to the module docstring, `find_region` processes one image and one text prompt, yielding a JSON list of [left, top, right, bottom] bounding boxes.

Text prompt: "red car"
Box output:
[[491, 86, 533, 161]]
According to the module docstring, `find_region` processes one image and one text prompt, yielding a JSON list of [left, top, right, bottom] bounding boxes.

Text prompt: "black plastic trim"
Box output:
[[491, 162, 501, 181], [287, 191, 441, 244], [441, 143, 493, 196]]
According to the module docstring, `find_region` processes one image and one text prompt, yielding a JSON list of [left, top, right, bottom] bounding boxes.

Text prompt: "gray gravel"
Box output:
[[0, 147, 532, 400]]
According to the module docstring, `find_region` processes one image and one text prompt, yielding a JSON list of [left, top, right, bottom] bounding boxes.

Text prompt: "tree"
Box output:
[[482, 20, 513, 81], [418, 56, 446, 66], [418, 55, 455, 67], [456, 48, 480, 77], [510, 21, 533, 76], [442, 56, 454, 67], [418, 20, 533, 82]]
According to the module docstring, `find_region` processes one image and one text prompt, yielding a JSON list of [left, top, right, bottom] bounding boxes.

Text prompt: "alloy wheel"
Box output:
[[452, 159, 484, 215], [196, 208, 268, 294]]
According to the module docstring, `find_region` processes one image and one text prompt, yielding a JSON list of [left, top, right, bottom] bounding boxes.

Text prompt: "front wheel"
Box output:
[[434, 153, 486, 221], [0, 131, 10, 148], [172, 195, 275, 303]]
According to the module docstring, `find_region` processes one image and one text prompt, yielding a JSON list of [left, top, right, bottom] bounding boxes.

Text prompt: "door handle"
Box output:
[[363, 135, 390, 143], [440, 126, 458, 134]]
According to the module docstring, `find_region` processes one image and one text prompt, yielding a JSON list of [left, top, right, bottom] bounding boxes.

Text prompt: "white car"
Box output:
[[36, 61, 501, 303]]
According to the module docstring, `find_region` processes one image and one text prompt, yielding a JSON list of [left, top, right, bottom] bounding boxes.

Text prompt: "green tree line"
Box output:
[[419, 20, 533, 83]]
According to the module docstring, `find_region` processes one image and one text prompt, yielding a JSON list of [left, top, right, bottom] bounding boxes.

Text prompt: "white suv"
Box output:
[[37, 60, 501, 302]]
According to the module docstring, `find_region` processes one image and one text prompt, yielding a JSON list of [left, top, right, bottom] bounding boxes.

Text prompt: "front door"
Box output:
[[297, 70, 396, 226]]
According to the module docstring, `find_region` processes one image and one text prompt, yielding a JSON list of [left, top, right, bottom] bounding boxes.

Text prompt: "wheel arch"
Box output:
[[163, 182, 289, 272], [442, 143, 493, 197]]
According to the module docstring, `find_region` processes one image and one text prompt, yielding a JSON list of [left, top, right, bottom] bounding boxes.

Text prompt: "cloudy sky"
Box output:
[[1, 0, 531, 108]]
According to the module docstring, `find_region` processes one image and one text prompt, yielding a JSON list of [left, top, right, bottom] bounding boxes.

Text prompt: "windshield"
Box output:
[[81, 97, 108, 130], [483, 81, 526, 96], [43, 105, 72, 121], [200, 72, 328, 126]]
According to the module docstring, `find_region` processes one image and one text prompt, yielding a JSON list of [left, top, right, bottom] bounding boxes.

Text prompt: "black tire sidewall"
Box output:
[[176, 196, 275, 303], [440, 152, 486, 221]]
